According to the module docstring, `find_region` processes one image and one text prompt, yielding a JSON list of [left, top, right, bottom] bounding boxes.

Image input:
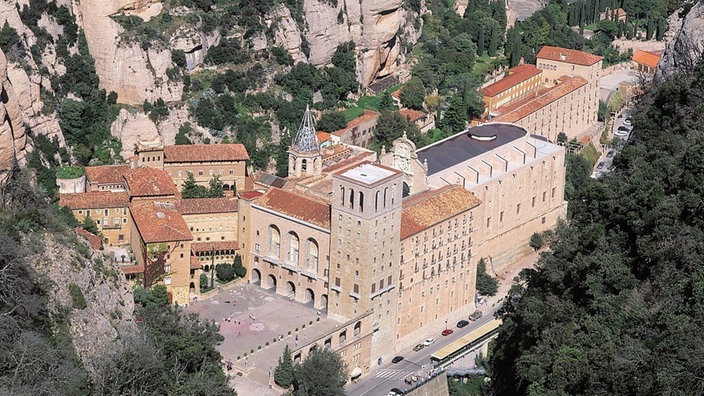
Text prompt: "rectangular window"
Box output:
[[198, 170, 203, 176], [516, 204, 521, 214], [372, 283, 376, 293], [354, 284, 359, 293], [500, 211, 504, 222], [255, 243, 260, 252], [387, 275, 392, 285], [552, 187, 556, 198], [165, 265, 171, 272], [164, 276, 172, 285], [335, 277, 341, 287], [532, 196, 536, 207], [486, 217, 491, 227], [380, 279, 384, 289]]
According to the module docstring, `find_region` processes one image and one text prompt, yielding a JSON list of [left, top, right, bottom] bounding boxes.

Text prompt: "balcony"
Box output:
[[102, 223, 122, 230]]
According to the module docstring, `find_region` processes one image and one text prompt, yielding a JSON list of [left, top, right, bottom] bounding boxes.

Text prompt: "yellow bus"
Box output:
[[430, 318, 502, 366]]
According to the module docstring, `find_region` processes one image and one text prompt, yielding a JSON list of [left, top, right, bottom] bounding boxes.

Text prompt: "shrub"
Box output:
[[216, 263, 236, 282], [199, 273, 209, 291], [476, 258, 499, 296], [69, 283, 87, 309], [529, 232, 545, 251]]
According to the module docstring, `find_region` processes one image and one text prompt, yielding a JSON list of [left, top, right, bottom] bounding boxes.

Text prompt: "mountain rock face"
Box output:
[[657, 2, 704, 78], [29, 232, 137, 375], [73, 0, 184, 106], [0, 49, 27, 184], [272, 0, 421, 87]]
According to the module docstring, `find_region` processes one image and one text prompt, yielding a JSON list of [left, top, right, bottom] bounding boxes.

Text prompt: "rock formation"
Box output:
[[28, 232, 136, 375], [272, 0, 421, 87], [657, 2, 704, 79], [0, 48, 27, 185], [72, 0, 183, 106]]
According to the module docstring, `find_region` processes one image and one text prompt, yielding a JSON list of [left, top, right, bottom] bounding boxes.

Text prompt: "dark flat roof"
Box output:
[[417, 123, 527, 175]]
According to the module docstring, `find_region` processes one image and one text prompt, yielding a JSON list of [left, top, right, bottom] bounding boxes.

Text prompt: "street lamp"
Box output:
[[445, 319, 448, 330]]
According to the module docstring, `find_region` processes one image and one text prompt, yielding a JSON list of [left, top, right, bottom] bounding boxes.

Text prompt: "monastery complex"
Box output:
[[58, 45, 600, 380]]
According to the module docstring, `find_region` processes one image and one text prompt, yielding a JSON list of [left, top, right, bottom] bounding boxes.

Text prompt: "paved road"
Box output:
[[346, 313, 499, 396]]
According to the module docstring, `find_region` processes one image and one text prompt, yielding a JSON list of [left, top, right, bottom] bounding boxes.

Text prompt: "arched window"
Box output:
[[375, 190, 380, 212], [349, 188, 355, 209], [384, 187, 388, 208], [392, 183, 396, 205], [269, 225, 280, 257], [288, 232, 300, 264], [359, 191, 364, 213], [308, 238, 319, 272], [340, 185, 345, 207], [301, 158, 308, 172]]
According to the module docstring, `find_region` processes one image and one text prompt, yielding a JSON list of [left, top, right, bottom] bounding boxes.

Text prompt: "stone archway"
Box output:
[[285, 281, 296, 299], [304, 288, 315, 307], [252, 268, 262, 285], [321, 294, 328, 311], [189, 282, 196, 291], [266, 274, 277, 290]]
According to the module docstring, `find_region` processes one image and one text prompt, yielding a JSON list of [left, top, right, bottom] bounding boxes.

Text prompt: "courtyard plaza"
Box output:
[[186, 283, 342, 396]]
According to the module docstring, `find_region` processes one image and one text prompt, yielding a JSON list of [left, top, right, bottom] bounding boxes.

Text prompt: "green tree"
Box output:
[[0, 20, 20, 54], [274, 345, 295, 388], [529, 232, 545, 251], [175, 123, 193, 145], [316, 111, 347, 132], [80, 214, 100, 235], [292, 348, 347, 396], [331, 41, 356, 73], [207, 175, 224, 198], [400, 77, 426, 110], [200, 273, 209, 291], [233, 254, 247, 278], [181, 172, 207, 198], [441, 95, 468, 135], [215, 263, 236, 282], [372, 111, 423, 151], [379, 91, 396, 111], [476, 258, 498, 296]]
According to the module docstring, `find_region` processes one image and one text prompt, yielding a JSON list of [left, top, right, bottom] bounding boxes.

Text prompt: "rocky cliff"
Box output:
[[657, 1, 704, 78], [28, 232, 137, 375], [271, 0, 421, 87], [0, 48, 27, 184]]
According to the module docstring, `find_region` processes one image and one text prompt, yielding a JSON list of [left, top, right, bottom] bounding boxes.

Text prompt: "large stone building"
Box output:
[[241, 111, 567, 378], [482, 46, 603, 141]]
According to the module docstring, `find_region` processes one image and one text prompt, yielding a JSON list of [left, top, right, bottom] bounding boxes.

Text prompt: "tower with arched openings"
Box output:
[[288, 104, 322, 178]]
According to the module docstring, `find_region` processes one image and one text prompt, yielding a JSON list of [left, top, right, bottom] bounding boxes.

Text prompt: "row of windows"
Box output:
[[338, 184, 397, 213], [173, 169, 236, 178], [78, 208, 127, 216]]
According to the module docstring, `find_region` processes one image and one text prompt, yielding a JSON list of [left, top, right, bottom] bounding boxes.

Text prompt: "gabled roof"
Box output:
[[59, 191, 129, 209], [255, 188, 331, 230], [481, 64, 542, 97], [130, 202, 193, 243], [329, 110, 380, 137], [75, 227, 102, 251], [85, 165, 130, 185], [632, 50, 661, 69], [164, 144, 249, 163], [536, 46, 603, 66], [317, 132, 331, 144], [491, 76, 588, 123], [256, 173, 288, 188], [401, 185, 481, 240], [399, 109, 428, 123], [239, 191, 264, 200], [124, 167, 178, 197], [176, 197, 238, 215]]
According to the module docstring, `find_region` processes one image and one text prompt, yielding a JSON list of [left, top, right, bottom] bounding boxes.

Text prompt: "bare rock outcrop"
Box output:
[[73, 0, 182, 105], [272, 0, 420, 87], [0, 48, 27, 184], [110, 108, 160, 159], [28, 232, 137, 375], [657, 2, 704, 79]]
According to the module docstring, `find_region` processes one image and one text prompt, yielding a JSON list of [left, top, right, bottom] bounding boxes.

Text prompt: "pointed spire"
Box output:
[[291, 104, 319, 153], [402, 131, 408, 140]]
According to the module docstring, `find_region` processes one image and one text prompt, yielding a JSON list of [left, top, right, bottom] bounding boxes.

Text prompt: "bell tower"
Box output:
[[288, 105, 322, 178]]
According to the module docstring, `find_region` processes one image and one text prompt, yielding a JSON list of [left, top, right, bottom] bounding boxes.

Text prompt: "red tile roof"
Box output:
[[632, 50, 661, 69], [401, 185, 481, 240], [391, 89, 402, 99], [164, 144, 249, 163], [399, 109, 427, 123], [537, 46, 603, 66], [239, 191, 264, 200], [130, 202, 193, 243], [492, 76, 588, 123], [317, 132, 331, 144], [124, 167, 178, 197], [328, 109, 379, 136], [191, 241, 239, 254], [85, 165, 130, 185], [75, 227, 102, 251], [255, 188, 331, 229], [190, 254, 201, 269], [59, 191, 129, 209], [177, 198, 238, 215], [119, 264, 145, 275], [481, 64, 542, 97]]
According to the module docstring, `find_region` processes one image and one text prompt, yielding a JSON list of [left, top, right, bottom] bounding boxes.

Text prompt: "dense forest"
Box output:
[[489, 59, 704, 395]]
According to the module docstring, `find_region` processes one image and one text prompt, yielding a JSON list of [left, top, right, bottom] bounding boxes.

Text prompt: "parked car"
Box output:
[[442, 329, 454, 336], [413, 343, 425, 352], [457, 320, 470, 328], [615, 127, 630, 137], [388, 388, 405, 396], [469, 310, 483, 321], [606, 150, 615, 158], [423, 338, 435, 346], [392, 355, 405, 364], [597, 162, 605, 170], [623, 117, 633, 126]]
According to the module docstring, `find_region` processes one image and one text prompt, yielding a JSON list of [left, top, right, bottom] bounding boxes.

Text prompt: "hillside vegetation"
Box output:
[[490, 60, 704, 395]]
